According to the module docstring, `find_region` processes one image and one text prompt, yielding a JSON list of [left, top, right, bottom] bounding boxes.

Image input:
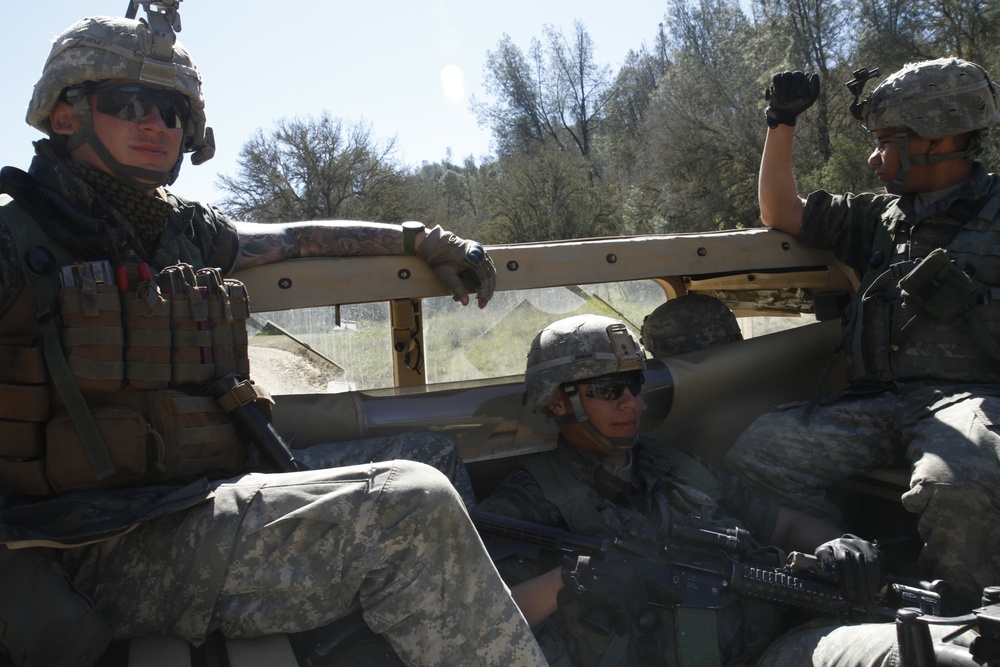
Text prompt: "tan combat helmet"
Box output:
[[26, 1, 214, 187], [856, 58, 1000, 193]]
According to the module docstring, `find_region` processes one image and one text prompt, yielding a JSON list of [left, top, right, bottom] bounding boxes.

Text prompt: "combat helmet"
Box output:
[[641, 295, 742, 358], [853, 58, 1000, 193], [524, 315, 646, 412], [862, 58, 1000, 139], [523, 315, 646, 455], [26, 2, 214, 188]]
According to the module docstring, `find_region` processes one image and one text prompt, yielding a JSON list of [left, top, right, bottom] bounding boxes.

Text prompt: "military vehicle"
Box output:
[[102, 225, 938, 666]]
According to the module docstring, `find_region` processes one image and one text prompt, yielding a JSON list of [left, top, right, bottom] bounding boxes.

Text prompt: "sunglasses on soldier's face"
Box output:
[[579, 371, 645, 401], [87, 84, 190, 130]]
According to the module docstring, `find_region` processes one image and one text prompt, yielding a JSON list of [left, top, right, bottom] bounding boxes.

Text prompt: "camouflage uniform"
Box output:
[[756, 620, 973, 666], [480, 436, 786, 667], [0, 13, 545, 665], [0, 139, 544, 666], [726, 155, 1000, 614], [54, 438, 532, 665]]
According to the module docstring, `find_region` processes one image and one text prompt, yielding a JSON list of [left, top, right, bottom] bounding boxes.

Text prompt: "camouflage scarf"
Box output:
[[65, 161, 172, 256]]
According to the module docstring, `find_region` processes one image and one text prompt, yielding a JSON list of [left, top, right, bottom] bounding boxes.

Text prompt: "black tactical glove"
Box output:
[[416, 225, 497, 308], [557, 555, 648, 636], [814, 534, 882, 604], [765, 71, 821, 128]]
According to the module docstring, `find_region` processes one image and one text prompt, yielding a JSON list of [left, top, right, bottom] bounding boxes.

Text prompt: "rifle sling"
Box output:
[[0, 194, 116, 480], [676, 607, 722, 667]]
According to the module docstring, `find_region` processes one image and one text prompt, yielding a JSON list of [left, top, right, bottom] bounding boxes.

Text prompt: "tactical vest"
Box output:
[[522, 438, 775, 667], [523, 437, 747, 536], [845, 184, 1000, 385], [0, 194, 256, 497]]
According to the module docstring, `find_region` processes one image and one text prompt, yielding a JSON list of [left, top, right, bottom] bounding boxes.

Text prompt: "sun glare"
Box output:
[[441, 65, 466, 102]]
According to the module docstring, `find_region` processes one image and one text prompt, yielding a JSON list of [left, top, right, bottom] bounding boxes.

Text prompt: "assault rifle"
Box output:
[[469, 509, 942, 622]]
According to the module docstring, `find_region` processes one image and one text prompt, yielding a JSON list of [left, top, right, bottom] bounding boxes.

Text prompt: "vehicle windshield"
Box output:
[[249, 280, 815, 394]]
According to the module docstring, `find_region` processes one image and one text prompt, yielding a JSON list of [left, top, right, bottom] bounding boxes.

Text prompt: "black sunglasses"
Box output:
[[579, 371, 645, 401], [88, 84, 191, 130]]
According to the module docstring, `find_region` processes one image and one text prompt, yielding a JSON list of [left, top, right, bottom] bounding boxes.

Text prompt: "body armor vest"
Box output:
[[522, 440, 778, 667], [0, 195, 253, 497], [845, 185, 1000, 385]]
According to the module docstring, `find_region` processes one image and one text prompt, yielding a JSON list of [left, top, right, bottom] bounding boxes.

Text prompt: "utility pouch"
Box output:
[[147, 390, 248, 482], [196, 268, 250, 378], [0, 340, 50, 496], [899, 248, 981, 322], [34, 389, 248, 495], [163, 264, 214, 385], [0, 546, 112, 667], [45, 407, 150, 494], [122, 277, 171, 390], [847, 270, 894, 383], [223, 279, 251, 377], [58, 282, 124, 393]]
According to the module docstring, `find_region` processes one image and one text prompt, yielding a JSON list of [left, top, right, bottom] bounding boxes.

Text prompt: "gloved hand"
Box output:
[[814, 534, 882, 604], [765, 71, 821, 128], [557, 555, 647, 636], [416, 225, 497, 308]]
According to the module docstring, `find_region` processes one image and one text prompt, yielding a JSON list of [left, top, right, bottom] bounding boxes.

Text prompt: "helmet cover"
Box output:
[[523, 314, 646, 412], [26, 15, 207, 156], [863, 57, 1000, 138], [641, 295, 742, 358]]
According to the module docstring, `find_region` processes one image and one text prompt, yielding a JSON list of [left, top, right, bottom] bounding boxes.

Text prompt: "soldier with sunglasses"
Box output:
[[0, 5, 543, 667], [478, 314, 874, 667]]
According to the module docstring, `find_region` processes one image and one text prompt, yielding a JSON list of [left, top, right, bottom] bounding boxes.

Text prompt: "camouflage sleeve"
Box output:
[[713, 467, 781, 546], [800, 189, 897, 275], [166, 193, 240, 274]]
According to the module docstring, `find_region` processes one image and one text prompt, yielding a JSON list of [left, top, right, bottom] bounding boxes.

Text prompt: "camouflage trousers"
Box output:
[[755, 619, 973, 666], [59, 433, 547, 667], [724, 386, 1000, 612]]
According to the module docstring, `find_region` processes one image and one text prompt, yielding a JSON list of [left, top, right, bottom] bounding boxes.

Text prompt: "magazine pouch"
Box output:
[[58, 266, 123, 392]]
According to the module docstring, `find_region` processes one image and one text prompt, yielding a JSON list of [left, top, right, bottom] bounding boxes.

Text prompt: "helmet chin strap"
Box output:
[[66, 91, 181, 189], [554, 385, 638, 455], [887, 129, 980, 195], [886, 130, 913, 195]]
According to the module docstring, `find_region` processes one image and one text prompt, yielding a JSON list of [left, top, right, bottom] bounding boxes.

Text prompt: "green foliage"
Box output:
[[217, 1, 1000, 237], [797, 134, 881, 195], [216, 114, 408, 224]]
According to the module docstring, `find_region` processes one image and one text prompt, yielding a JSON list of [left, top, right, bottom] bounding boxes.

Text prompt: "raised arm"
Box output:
[[759, 125, 806, 235], [231, 219, 496, 307], [759, 71, 821, 237]]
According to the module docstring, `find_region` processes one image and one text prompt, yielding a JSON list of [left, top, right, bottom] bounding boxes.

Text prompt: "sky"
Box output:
[[2, 1, 669, 207]]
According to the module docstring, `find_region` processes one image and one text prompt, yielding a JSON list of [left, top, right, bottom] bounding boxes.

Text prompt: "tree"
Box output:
[[216, 114, 406, 223], [629, 0, 766, 232], [402, 156, 491, 238], [474, 22, 613, 160], [480, 144, 618, 243]]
